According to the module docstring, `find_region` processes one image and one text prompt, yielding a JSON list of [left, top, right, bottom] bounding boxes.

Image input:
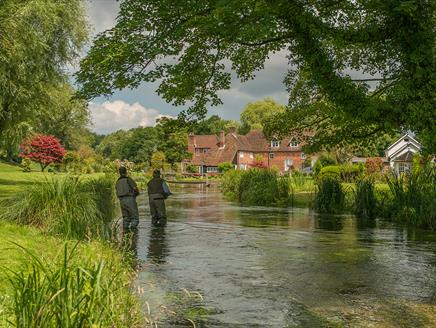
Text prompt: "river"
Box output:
[[133, 184, 436, 327]]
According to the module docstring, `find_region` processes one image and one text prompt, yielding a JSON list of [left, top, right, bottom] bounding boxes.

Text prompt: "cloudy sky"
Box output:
[[84, 0, 290, 134]]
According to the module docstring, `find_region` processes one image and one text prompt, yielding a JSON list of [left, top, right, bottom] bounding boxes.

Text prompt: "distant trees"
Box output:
[[20, 135, 66, 171], [239, 98, 285, 134]]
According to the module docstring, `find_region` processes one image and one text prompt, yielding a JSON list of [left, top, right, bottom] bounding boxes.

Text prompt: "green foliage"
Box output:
[[191, 115, 239, 135], [319, 164, 363, 182], [151, 151, 166, 170], [77, 0, 434, 151], [385, 165, 435, 229], [5, 243, 141, 327], [0, 0, 88, 137], [21, 158, 32, 173], [0, 176, 117, 240], [314, 178, 345, 214], [319, 166, 342, 180], [221, 169, 292, 206], [354, 179, 377, 219], [318, 154, 337, 167], [217, 162, 234, 173], [238, 98, 286, 134]]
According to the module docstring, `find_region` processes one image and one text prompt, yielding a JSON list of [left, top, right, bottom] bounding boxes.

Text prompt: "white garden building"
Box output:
[[385, 133, 421, 174]]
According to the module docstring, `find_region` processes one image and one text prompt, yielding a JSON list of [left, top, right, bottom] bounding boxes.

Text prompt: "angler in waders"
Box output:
[[147, 169, 171, 226], [115, 167, 140, 250]]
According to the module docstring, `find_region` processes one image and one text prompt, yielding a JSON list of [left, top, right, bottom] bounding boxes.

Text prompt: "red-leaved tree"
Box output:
[[20, 134, 66, 171]]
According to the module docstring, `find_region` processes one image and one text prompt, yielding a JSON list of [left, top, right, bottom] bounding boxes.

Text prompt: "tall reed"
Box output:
[[354, 178, 377, 219], [5, 243, 141, 327], [314, 178, 345, 213], [385, 165, 435, 229], [0, 175, 117, 240]]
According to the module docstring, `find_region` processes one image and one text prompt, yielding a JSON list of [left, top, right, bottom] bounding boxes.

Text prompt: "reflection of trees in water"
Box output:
[[147, 227, 168, 264]]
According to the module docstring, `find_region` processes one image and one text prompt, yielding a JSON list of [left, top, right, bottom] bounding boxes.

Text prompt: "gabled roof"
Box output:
[[387, 133, 421, 151], [389, 142, 420, 161]]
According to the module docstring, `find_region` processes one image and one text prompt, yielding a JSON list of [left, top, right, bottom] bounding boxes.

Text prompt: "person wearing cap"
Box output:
[[147, 169, 171, 226], [115, 166, 140, 235]]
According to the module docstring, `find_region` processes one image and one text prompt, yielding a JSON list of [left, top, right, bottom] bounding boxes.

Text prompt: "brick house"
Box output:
[[186, 129, 312, 175]]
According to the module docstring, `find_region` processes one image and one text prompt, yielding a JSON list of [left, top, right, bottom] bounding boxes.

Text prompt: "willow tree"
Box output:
[[0, 0, 88, 135], [77, 0, 435, 152]]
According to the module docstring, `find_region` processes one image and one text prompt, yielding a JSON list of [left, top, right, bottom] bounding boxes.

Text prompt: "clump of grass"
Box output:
[[4, 242, 142, 328], [314, 178, 345, 213], [354, 178, 377, 219], [385, 165, 435, 229], [0, 175, 117, 240]]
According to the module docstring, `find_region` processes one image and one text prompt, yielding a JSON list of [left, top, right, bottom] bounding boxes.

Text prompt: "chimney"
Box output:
[[218, 130, 225, 148], [188, 133, 196, 152]]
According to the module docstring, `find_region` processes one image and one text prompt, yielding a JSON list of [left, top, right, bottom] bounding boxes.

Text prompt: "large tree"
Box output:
[[77, 0, 435, 152], [0, 0, 88, 135], [239, 98, 285, 134]]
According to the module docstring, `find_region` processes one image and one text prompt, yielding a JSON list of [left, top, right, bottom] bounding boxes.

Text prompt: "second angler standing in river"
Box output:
[[147, 169, 171, 226]]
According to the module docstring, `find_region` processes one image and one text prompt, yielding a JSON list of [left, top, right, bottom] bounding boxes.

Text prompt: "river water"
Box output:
[[134, 184, 436, 327]]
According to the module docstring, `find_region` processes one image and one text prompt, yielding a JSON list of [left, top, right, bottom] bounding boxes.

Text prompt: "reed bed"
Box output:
[[4, 243, 142, 327], [0, 175, 117, 240]]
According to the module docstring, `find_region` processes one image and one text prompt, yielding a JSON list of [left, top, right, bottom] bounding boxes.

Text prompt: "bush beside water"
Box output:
[[221, 168, 292, 206]]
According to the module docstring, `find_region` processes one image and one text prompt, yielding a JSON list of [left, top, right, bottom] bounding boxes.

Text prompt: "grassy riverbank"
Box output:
[[0, 162, 145, 327]]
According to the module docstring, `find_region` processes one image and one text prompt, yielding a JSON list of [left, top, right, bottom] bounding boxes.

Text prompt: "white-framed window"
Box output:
[[301, 152, 306, 159], [269, 153, 275, 159], [239, 151, 244, 158], [271, 140, 280, 148], [239, 164, 247, 170], [206, 166, 218, 173], [203, 148, 209, 153], [398, 162, 411, 174], [289, 138, 299, 147], [250, 153, 254, 159]]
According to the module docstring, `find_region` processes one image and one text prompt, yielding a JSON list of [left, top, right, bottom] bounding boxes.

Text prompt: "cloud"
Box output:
[[85, 0, 119, 36], [89, 100, 161, 134]]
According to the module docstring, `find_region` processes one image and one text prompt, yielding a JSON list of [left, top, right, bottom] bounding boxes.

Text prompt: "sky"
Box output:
[[84, 0, 370, 135], [84, 0, 289, 134]]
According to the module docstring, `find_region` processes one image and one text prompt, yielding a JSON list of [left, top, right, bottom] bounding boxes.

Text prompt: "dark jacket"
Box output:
[[147, 177, 171, 198], [116, 176, 139, 198]]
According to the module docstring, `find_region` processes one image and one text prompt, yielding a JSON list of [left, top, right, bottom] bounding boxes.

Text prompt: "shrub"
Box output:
[[186, 164, 198, 174], [239, 169, 279, 205], [340, 163, 363, 182], [319, 165, 341, 180], [314, 178, 345, 213], [221, 168, 292, 206], [365, 157, 384, 174], [5, 243, 141, 328], [354, 178, 377, 219], [220, 169, 244, 198], [218, 162, 234, 173], [0, 175, 117, 240]]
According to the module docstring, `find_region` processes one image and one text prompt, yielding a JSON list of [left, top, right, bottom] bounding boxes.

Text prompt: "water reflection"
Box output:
[[134, 184, 436, 327], [147, 226, 168, 264]]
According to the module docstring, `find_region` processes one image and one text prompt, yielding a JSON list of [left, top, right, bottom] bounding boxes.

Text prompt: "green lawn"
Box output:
[[0, 162, 104, 200], [0, 162, 142, 326]]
